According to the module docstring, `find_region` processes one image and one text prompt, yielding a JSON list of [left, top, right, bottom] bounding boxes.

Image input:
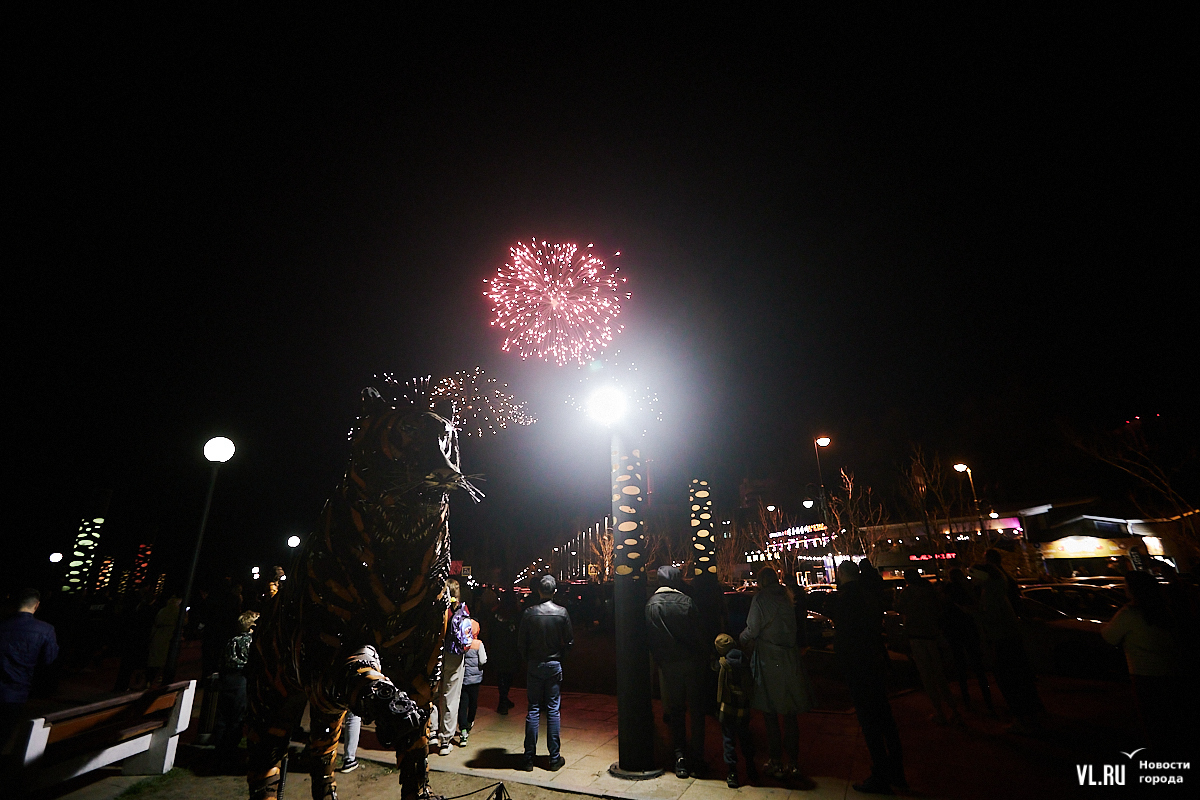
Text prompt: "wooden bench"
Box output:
[[19, 680, 196, 789]]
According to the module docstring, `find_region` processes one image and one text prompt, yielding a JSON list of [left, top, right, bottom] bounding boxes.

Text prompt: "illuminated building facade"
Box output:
[[62, 517, 105, 593]]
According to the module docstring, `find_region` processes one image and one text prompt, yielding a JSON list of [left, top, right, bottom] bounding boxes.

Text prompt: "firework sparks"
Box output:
[[370, 369, 536, 438], [432, 367, 536, 437], [485, 240, 628, 365]]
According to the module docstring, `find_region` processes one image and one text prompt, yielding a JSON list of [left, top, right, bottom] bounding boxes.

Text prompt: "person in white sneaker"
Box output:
[[435, 579, 471, 755], [338, 712, 360, 772]]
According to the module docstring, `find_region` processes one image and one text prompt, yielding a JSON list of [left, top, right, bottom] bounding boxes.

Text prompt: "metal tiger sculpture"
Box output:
[[246, 383, 481, 800]]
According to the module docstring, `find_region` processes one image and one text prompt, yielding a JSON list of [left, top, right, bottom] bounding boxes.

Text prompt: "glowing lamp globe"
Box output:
[[587, 386, 627, 426], [287, 535, 301, 548], [815, 437, 831, 447], [49, 552, 63, 563], [204, 437, 236, 463], [953, 463, 968, 473], [802, 499, 814, 509]]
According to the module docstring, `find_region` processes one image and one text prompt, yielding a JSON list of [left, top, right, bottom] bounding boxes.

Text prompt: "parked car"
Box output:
[[1016, 586, 1127, 678], [1019, 584, 1125, 624]]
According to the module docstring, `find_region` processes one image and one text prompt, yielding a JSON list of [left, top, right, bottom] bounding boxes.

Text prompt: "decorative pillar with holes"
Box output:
[[689, 479, 718, 577], [608, 434, 660, 778]]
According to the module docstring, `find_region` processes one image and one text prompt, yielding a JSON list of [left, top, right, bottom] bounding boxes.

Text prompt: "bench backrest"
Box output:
[[28, 681, 192, 767]]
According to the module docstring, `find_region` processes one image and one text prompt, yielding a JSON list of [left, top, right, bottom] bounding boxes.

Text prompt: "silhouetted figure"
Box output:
[[739, 567, 816, 788], [896, 569, 961, 725], [112, 588, 157, 692], [0, 589, 58, 765], [211, 610, 258, 772], [691, 571, 726, 718], [1102, 571, 1195, 753], [646, 566, 708, 778], [830, 561, 906, 795], [518, 574, 573, 772], [488, 592, 520, 714], [144, 593, 183, 686], [985, 548, 1021, 613], [714, 633, 758, 788], [943, 568, 995, 714], [201, 578, 242, 678], [969, 563, 1043, 735], [792, 580, 810, 649]]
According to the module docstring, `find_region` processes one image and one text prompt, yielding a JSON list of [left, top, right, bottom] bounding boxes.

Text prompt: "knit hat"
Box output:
[[714, 633, 736, 656]]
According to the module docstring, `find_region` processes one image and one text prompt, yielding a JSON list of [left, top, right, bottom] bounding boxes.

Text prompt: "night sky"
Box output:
[[7, 8, 1194, 592]]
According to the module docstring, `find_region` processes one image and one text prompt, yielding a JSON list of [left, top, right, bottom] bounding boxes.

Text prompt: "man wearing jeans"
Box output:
[[517, 575, 573, 772]]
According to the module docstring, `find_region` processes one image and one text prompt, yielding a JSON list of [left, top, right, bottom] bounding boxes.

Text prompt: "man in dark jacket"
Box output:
[[645, 565, 707, 778], [517, 575, 573, 772], [1, 588, 59, 757], [829, 561, 905, 795]]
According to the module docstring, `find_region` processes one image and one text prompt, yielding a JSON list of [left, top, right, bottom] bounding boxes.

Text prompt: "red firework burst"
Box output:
[[485, 240, 628, 365]]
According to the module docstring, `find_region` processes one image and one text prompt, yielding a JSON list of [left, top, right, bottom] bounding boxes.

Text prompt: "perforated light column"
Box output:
[[62, 517, 105, 593], [94, 556, 114, 591], [689, 479, 718, 577], [132, 544, 153, 587], [608, 435, 659, 777]]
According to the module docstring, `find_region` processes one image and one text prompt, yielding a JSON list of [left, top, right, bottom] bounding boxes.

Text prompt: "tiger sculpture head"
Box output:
[[247, 380, 482, 800]]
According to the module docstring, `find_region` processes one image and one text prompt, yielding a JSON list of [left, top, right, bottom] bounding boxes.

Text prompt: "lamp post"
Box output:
[[953, 463, 987, 546], [813, 436, 831, 526], [587, 386, 660, 779], [163, 436, 234, 685]]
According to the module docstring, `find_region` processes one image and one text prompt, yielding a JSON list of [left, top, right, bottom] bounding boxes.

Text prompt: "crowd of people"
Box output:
[[4, 550, 1198, 792]]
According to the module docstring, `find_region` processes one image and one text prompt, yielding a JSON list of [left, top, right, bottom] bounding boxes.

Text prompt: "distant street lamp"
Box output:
[[163, 436, 235, 684], [49, 552, 63, 563], [813, 436, 832, 527], [287, 535, 301, 548], [953, 463, 987, 545], [587, 386, 659, 779]]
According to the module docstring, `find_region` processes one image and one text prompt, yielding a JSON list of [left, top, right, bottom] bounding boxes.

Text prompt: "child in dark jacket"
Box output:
[[714, 633, 758, 788], [457, 619, 488, 744]]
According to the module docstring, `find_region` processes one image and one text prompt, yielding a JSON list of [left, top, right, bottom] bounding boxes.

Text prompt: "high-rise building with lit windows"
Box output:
[[62, 517, 106, 593]]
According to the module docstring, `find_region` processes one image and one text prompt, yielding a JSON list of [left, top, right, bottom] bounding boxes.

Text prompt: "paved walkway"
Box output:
[[45, 658, 1141, 800], [356, 686, 855, 800]]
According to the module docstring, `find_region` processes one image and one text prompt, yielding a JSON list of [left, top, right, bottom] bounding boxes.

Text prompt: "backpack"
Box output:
[[445, 603, 473, 655]]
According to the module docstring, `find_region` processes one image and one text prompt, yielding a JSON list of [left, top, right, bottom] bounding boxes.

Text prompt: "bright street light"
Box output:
[[165, 434, 234, 684], [815, 437, 831, 448], [802, 499, 814, 509], [49, 552, 63, 563], [953, 462, 987, 546], [287, 535, 301, 548], [586, 386, 627, 426]]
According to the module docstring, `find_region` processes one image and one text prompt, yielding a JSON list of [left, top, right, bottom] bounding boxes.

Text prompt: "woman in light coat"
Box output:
[[739, 568, 815, 785]]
